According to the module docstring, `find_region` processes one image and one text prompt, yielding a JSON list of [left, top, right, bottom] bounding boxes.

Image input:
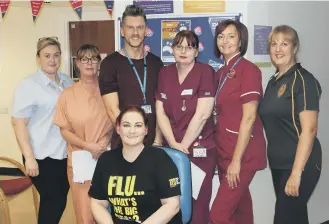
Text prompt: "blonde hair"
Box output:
[[37, 37, 61, 56], [268, 25, 300, 53]]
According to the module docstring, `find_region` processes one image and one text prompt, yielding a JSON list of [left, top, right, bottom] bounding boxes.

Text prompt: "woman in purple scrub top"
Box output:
[[156, 30, 217, 224]]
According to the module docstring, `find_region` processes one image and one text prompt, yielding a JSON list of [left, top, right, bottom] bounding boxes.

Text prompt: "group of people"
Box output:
[[11, 4, 322, 224]]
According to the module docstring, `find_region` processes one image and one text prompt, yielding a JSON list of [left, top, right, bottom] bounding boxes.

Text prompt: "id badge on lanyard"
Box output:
[[213, 57, 242, 124], [193, 146, 207, 157], [123, 49, 152, 114], [141, 104, 152, 114]]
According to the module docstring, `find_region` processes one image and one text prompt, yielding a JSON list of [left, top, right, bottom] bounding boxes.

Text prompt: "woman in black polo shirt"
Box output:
[[259, 25, 322, 224]]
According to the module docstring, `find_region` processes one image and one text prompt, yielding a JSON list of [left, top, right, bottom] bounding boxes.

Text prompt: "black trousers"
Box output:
[[271, 165, 321, 224], [24, 157, 70, 224]]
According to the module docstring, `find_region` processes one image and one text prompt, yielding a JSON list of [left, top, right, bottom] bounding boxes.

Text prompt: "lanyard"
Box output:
[[214, 57, 242, 105], [123, 48, 147, 104]]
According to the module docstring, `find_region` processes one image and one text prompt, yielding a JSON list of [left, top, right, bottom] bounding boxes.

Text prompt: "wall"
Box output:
[[245, 3, 277, 223], [0, 1, 328, 224]]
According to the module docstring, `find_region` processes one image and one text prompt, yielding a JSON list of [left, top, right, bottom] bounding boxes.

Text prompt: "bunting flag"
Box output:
[[0, 0, 10, 19], [30, 0, 44, 22], [104, 0, 114, 16], [70, 0, 82, 19]]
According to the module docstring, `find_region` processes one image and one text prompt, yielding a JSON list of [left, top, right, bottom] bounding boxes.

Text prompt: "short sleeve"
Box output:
[[155, 67, 166, 102], [12, 80, 37, 118], [99, 56, 118, 96], [157, 59, 164, 71], [240, 63, 263, 103], [53, 90, 71, 130], [88, 154, 108, 200], [295, 72, 321, 113], [198, 64, 216, 98], [155, 152, 181, 199]]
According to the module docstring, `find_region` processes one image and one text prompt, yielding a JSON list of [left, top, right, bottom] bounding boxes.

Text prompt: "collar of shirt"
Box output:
[[77, 80, 100, 99], [271, 63, 302, 83], [38, 69, 68, 88], [225, 52, 241, 66]]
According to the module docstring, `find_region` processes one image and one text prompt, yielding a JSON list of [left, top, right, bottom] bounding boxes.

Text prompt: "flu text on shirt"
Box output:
[[108, 175, 141, 222], [107, 174, 180, 222]]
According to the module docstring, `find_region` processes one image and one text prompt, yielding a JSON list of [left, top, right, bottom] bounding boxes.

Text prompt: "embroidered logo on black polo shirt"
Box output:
[[277, 83, 286, 98], [169, 177, 180, 188]]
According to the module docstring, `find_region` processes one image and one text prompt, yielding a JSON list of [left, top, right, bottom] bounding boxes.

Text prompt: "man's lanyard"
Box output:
[[123, 48, 147, 104], [214, 57, 242, 104]]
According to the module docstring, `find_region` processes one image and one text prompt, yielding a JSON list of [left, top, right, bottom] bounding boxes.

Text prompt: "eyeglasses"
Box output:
[[80, 57, 100, 64], [174, 45, 196, 52], [38, 36, 58, 41]]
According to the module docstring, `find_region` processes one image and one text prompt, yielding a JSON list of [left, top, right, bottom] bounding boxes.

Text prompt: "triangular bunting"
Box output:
[[70, 0, 82, 19], [0, 0, 10, 19], [104, 0, 114, 16], [30, 0, 44, 23]]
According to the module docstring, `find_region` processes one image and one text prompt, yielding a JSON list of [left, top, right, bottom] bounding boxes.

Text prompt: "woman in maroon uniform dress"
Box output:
[[209, 20, 267, 224], [156, 30, 217, 224]]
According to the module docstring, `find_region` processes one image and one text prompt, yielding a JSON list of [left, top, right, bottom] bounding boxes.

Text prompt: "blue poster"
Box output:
[[119, 14, 241, 71], [133, 0, 173, 15], [254, 25, 272, 55]]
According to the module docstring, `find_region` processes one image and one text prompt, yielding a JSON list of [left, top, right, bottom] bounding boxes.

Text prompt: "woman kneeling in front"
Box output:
[[88, 106, 182, 224]]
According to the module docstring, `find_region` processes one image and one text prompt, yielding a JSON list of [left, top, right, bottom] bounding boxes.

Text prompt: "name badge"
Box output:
[[141, 104, 152, 114], [193, 146, 207, 158], [181, 89, 193, 96]]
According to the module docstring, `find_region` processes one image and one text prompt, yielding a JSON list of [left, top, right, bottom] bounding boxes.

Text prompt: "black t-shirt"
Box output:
[[99, 52, 163, 149], [88, 146, 182, 224], [259, 63, 322, 169]]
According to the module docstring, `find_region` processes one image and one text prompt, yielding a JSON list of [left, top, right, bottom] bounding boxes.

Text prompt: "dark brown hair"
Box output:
[[116, 105, 148, 127], [214, 20, 248, 58], [122, 5, 147, 24], [172, 30, 199, 49]]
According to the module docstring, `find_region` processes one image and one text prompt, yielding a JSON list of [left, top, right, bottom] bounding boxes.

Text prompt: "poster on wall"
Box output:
[[118, 14, 241, 70], [161, 20, 191, 63], [254, 25, 272, 67], [183, 0, 225, 13], [133, 0, 173, 15], [208, 16, 235, 36]]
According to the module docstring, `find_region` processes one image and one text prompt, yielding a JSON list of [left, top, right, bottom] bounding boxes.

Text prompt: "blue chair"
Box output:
[[159, 147, 192, 224]]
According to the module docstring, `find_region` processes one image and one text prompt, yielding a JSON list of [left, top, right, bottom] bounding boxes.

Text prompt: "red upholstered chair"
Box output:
[[0, 157, 38, 224]]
